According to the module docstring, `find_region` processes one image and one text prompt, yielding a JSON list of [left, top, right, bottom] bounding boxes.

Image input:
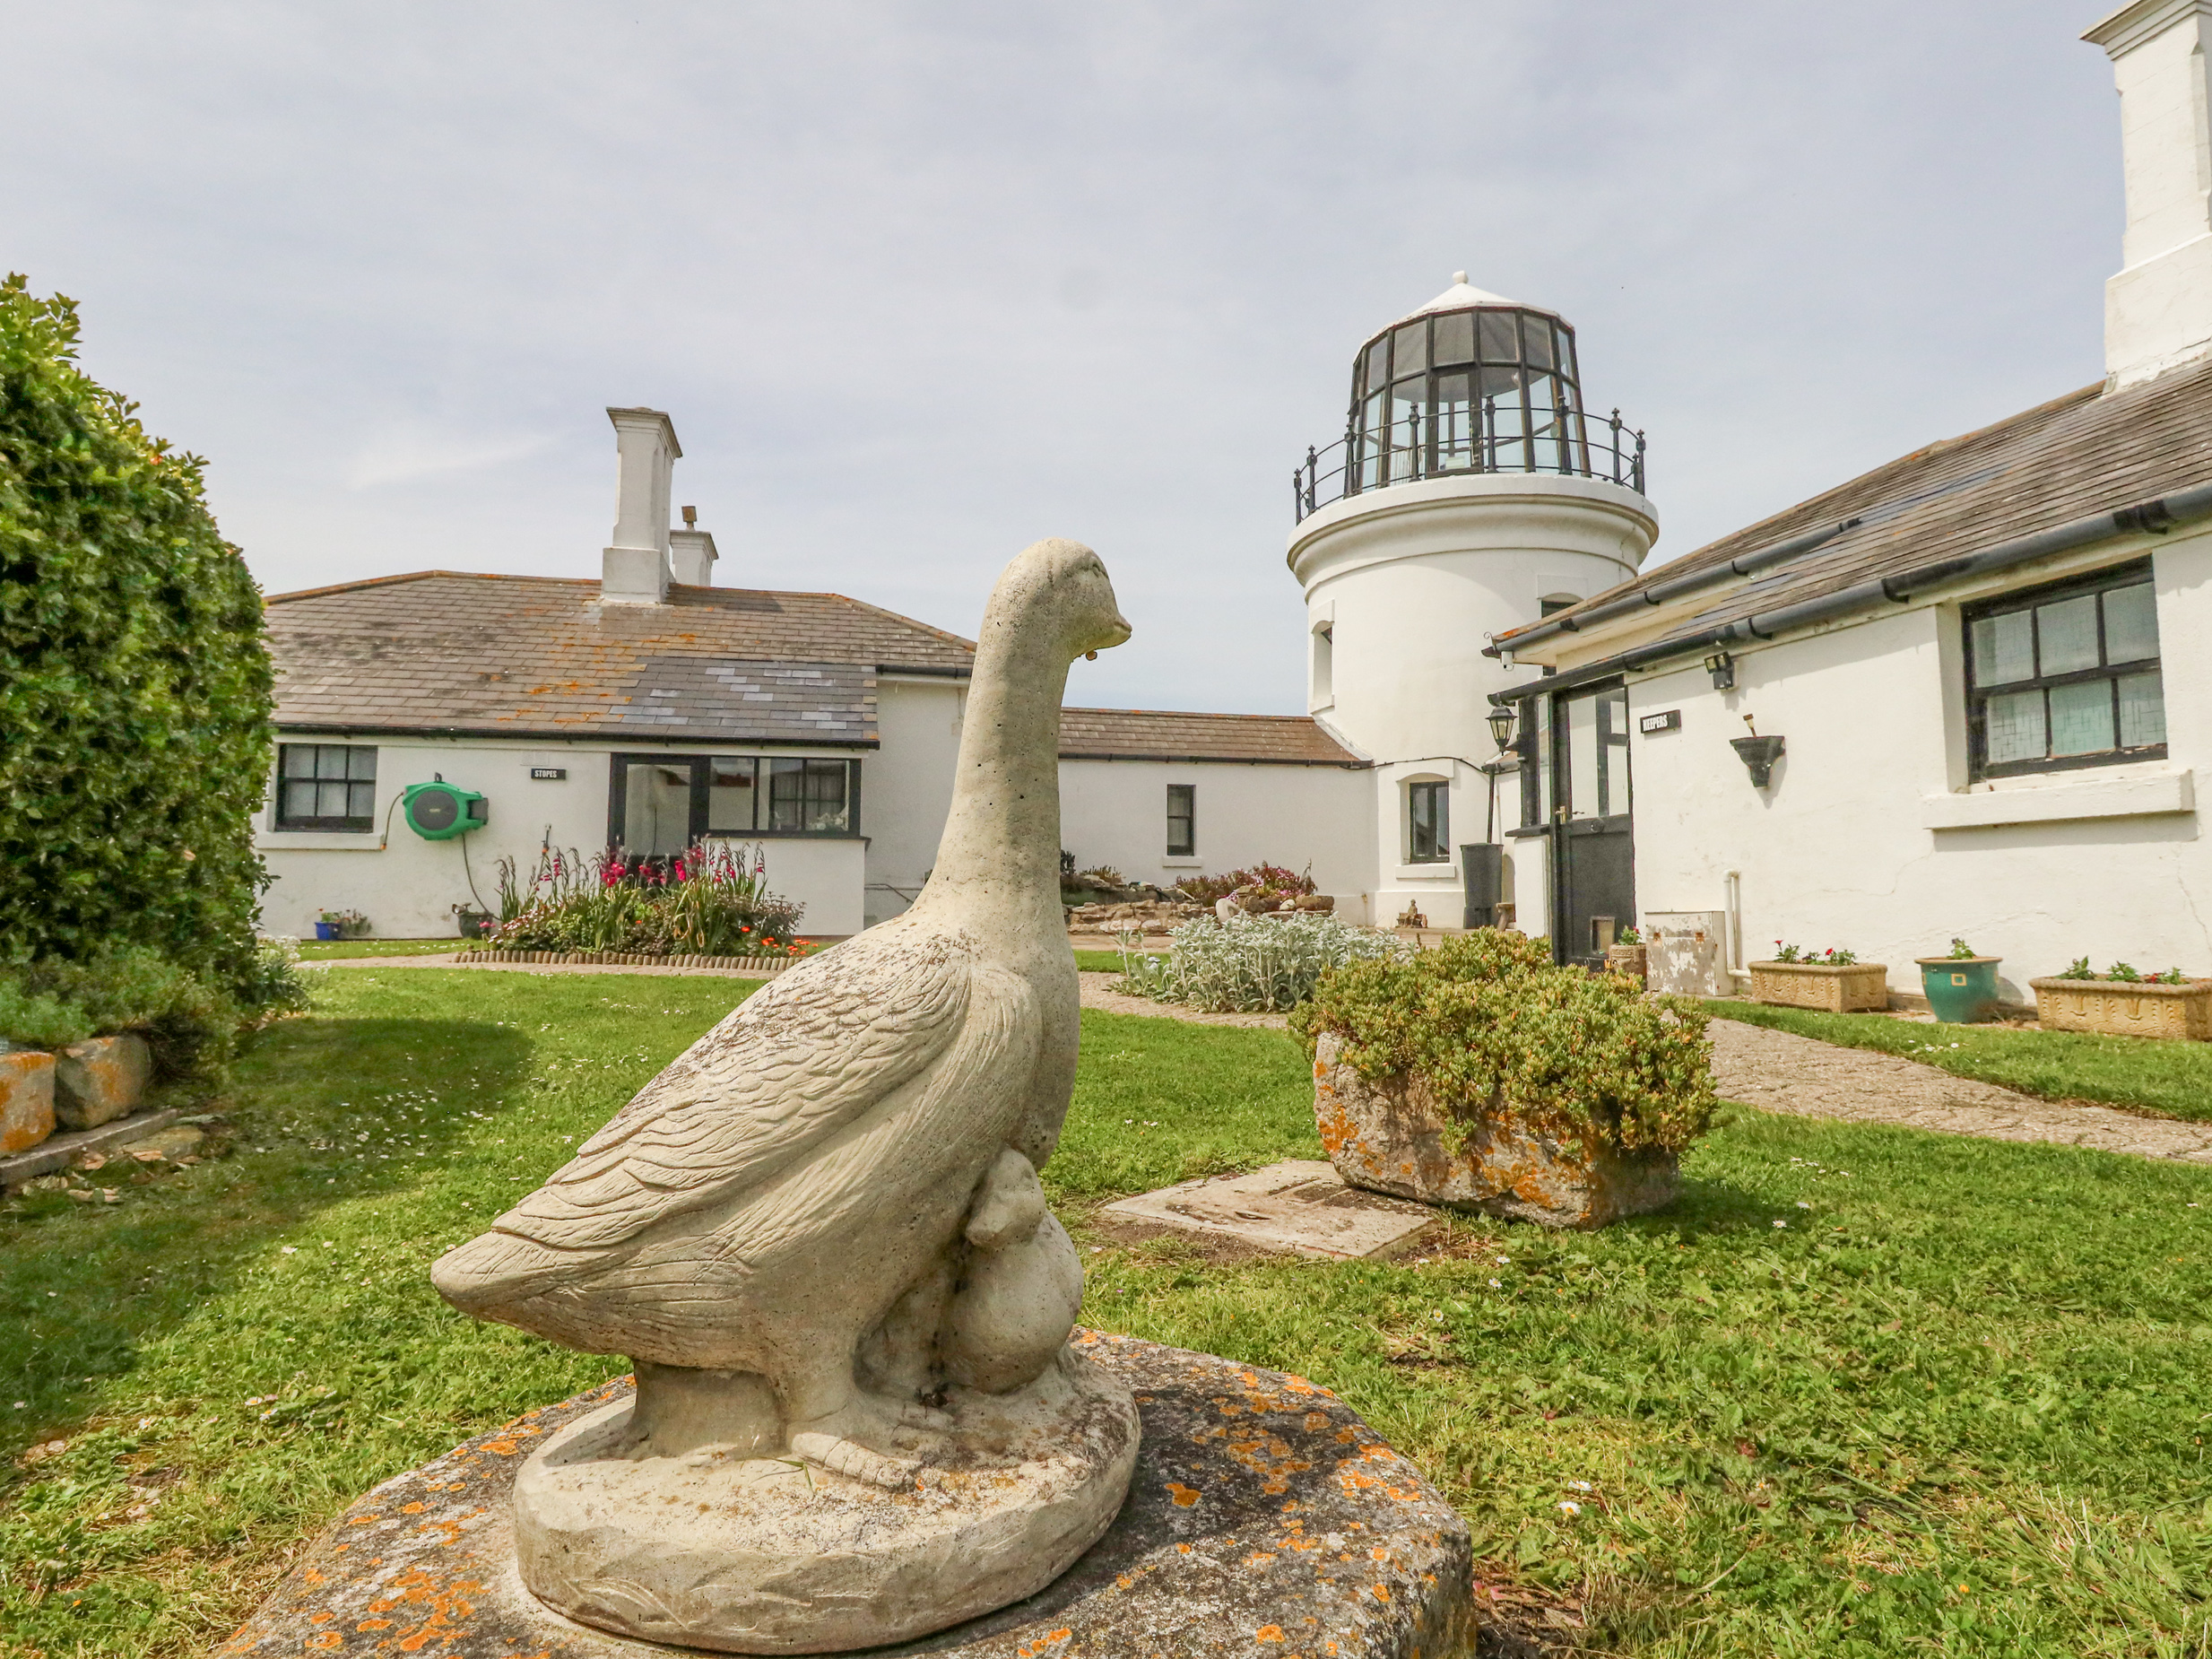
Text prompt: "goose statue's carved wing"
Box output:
[[489, 938, 973, 1252]]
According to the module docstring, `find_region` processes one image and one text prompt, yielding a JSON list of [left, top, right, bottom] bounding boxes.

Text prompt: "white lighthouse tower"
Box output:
[[1287, 275, 1658, 934]]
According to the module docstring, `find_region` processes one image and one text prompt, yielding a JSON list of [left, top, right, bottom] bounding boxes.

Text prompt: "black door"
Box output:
[[1549, 682, 1635, 967]]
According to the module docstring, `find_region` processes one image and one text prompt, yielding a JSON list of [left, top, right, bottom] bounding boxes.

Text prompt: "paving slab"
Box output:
[[1100, 1160, 1437, 1260], [221, 1333, 1476, 1658], [0, 1106, 182, 1193]]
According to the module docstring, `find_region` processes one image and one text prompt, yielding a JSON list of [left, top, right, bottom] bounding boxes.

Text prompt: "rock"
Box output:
[[0, 1053, 56, 1156], [111, 1124, 204, 1163], [1292, 893, 1336, 912], [223, 1333, 1477, 1659], [53, 1035, 152, 1130], [1314, 1033, 1679, 1229], [1101, 1160, 1435, 1259], [516, 1345, 1140, 1652]]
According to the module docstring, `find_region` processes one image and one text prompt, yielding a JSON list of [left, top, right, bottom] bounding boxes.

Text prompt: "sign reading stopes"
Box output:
[[530, 767, 568, 780], [1638, 710, 1682, 735]]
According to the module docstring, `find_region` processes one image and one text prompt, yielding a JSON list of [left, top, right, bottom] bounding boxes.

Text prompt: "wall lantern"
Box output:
[[1729, 716, 1784, 788], [1703, 650, 1736, 691], [1486, 706, 1517, 754]]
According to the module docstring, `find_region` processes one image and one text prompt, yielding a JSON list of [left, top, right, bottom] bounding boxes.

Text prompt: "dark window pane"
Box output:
[[348, 780, 376, 820], [2036, 594, 2100, 676], [1392, 322, 1428, 378], [282, 779, 315, 821], [1409, 780, 1448, 860], [1970, 611, 2034, 686], [347, 748, 378, 781], [2104, 582, 2159, 664], [769, 758, 848, 832], [1477, 311, 1519, 364], [2048, 679, 2115, 756], [1524, 318, 1555, 372], [623, 761, 692, 856], [1167, 783, 1195, 856], [282, 745, 316, 777], [315, 747, 349, 780], [316, 780, 349, 818], [2119, 671, 2166, 746], [1433, 310, 1474, 365]]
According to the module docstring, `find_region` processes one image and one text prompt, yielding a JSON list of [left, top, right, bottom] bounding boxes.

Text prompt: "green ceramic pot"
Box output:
[[1917, 957, 2002, 1023]]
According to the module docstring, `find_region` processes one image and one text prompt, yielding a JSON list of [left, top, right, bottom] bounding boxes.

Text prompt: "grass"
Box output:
[[293, 938, 463, 960], [1, 973, 2206, 1655], [1071, 948, 1125, 973], [1708, 998, 2212, 1124]]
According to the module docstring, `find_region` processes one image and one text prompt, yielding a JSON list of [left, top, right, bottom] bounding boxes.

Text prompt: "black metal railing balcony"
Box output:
[[1292, 401, 1645, 523]]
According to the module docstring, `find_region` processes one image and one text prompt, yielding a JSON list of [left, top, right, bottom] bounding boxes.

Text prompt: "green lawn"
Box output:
[[293, 938, 462, 960], [3, 973, 2208, 1656], [1709, 998, 2212, 1124]]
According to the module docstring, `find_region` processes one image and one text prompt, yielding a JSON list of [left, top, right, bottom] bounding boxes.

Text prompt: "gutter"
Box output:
[[1484, 517, 1861, 658], [1488, 482, 2212, 708]]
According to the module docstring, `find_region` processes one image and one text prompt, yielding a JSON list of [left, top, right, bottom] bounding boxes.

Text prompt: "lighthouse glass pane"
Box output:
[[2103, 582, 2158, 664], [2035, 594, 2100, 676], [1983, 691, 2046, 767], [1432, 372, 1475, 470], [623, 762, 693, 856], [2119, 672, 2166, 747], [1554, 328, 1579, 386], [1970, 611, 2034, 685], [1390, 379, 1426, 480], [2049, 679, 2115, 756], [1392, 322, 1428, 377], [1526, 322, 1555, 373], [1434, 310, 1475, 365], [1365, 336, 1390, 393], [1478, 310, 1519, 364]]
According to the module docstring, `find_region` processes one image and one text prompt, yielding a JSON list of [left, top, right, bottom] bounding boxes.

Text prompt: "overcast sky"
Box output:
[[4, 2, 2121, 714]]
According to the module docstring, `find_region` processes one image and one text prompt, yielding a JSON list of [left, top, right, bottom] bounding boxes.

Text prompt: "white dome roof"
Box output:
[[1385, 272, 1563, 331]]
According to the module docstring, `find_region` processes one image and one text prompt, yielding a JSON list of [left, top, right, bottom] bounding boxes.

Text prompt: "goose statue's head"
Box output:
[[985, 537, 1132, 665]]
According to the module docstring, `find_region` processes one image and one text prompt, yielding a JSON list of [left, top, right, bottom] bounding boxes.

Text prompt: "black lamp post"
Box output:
[[1483, 705, 1519, 843]]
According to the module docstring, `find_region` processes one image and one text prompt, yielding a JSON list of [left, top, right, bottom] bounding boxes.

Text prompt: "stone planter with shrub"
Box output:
[[2032, 961, 2211, 1040], [1294, 931, 1715, 1229], [1748, 953, 1888, 1013]]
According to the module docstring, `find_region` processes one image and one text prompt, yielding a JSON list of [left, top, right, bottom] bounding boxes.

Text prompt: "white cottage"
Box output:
[[257, 410, 1371, 939], [1485, 0, 2212, 999]]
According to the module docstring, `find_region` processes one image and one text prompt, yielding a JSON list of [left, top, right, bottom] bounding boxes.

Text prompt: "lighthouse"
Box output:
[[1287, 275, 1658, 935]]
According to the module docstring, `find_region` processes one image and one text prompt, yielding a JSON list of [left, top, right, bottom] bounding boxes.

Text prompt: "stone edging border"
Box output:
[[455, 949, 798, 975]]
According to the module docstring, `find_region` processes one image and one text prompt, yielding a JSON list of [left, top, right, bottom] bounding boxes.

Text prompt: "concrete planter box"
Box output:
[[1311, 1034, 1678, 1229], [1604, 943, 1647, 980], [2030, 977, 2212, 1041], [0, 1051, 56, 1155], [1748, 960, 1890, 1013]]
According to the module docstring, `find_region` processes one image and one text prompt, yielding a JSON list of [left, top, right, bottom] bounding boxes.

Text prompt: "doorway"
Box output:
[[1548, 682, 1635, 967]]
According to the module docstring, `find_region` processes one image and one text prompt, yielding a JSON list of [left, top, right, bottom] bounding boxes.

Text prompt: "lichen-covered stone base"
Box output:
[[1314, 1036, 1678, 1229], [220, 1333, 1475, 1658], [54, 1034, 152, 1130], [0, 1052, 56, 1155]]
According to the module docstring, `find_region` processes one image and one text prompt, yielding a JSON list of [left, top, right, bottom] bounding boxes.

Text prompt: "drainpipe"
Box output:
[[1724, 870, 1745, 990]]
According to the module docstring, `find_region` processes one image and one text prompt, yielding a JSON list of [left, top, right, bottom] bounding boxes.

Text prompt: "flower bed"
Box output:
[[459, 949, 802, 977], [479, 844, 803, 960]]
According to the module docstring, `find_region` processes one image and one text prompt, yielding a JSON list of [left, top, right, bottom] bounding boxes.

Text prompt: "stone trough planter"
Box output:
[[1311, 1033, 1679, 1229], [2031, 977, 2212, 1040], [1748, 960, 1890, 1013]]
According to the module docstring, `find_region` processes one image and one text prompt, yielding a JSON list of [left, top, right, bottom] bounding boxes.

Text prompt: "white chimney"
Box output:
[[669, 503, 718, 586], [2086, 0, 2212, 386], [602, 406, 680, 604]]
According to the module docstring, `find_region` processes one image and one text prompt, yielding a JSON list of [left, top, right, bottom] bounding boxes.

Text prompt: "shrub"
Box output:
[[0, 944, 302, 1079], [2057, 957, 2190, 985], [483, 844, 804, 958], [1170, 863, 1316, 908], [0, 276, 275, 996], [1291, 932, 1716, 1156], [1117, 912, 1405, 1013], [1772, 942, 1858, 965]]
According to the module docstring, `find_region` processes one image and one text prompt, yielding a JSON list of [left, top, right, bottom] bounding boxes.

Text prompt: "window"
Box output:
[[1408, 779, 1449, 862], [1965, 560, 2164, 778], [1166, 784, 1195, 857], [275, 743, 377, 831], [610, 752, 859, 853]]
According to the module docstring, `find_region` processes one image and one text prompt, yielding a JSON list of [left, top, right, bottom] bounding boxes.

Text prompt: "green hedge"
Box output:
[[0, 275, 274, 992], [1292, 930, 1717, 1155]]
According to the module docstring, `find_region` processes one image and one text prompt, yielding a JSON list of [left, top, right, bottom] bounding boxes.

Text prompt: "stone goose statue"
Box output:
[[432, 538, 1129, 1489]]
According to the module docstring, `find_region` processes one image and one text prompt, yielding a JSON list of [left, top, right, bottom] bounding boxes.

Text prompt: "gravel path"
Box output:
[[1709, 1017, 2212, 1164], [1077, 972, 1290, 1029]]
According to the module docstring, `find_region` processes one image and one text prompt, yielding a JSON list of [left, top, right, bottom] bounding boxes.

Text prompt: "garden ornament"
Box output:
[[431, 539, 1141, 1651]]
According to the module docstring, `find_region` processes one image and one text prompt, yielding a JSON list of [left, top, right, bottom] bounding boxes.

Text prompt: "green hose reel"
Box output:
[[402, 778, 489, 840]]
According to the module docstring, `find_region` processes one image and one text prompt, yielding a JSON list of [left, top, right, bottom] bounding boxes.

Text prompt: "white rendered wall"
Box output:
[[1056, 760, 1375, 916], [1604, 529, 2208, 1003], [255, 736, 871, 942], [863, 678, 967, 926], [1288, 471, 1655, 923]]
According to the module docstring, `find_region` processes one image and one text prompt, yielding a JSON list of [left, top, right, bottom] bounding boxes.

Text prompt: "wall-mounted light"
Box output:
[[1487, 707, 1517, 754], [1703, 650, 1736, 691]]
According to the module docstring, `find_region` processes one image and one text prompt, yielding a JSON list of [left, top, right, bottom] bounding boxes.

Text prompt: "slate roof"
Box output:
[[1057, 708, 1363, 766], [265, 573, 975, 744], [1501, 352, 2212, 652]]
